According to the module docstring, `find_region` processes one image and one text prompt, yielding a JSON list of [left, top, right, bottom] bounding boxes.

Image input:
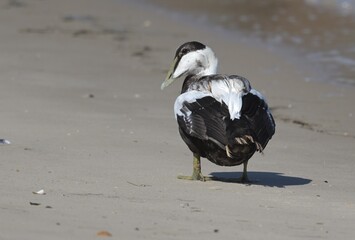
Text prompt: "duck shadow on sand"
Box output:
[[209, 171, 312, 187]]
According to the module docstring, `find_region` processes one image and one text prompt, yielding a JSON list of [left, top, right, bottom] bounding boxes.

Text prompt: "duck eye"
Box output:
[[181, 48, 189, 55]]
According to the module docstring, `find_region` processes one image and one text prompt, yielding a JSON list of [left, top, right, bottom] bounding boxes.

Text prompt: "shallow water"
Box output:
[[144, 0, 355, 87]]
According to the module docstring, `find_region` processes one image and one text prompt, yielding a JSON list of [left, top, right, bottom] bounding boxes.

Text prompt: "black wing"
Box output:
[[241, 92, 275, 149], [177, 96, 229, 149]]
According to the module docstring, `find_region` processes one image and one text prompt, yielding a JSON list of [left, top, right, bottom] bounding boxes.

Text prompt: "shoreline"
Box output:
[[145, 0, 355, 88], [132, 0, 355, 138], [0, 0, 354, 239]]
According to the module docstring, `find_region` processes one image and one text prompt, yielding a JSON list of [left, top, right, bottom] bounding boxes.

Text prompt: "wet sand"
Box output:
[[0, 0, 354, 239]]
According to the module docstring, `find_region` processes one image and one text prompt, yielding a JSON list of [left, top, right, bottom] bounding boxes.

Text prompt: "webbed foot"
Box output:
[[178, 153, 213, 181], [177, 174, 213, 182], [209, 161, 251, 184]]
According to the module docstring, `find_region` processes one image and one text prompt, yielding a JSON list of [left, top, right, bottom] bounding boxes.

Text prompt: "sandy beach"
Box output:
[[1, 0, 354, 239]]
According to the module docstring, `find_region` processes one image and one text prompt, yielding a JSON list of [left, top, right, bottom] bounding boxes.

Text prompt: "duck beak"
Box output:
[[161, 57, 178, 90]]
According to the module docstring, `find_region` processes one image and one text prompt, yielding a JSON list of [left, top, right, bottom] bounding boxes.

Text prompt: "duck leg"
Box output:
[[178, 153, 212, 181], [239, 161, 250, 183], [218, 161, 250, 183], [178, 155, 250, 183]]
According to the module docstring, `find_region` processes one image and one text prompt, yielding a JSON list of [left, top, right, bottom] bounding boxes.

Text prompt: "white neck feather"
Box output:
[[198, 46, 218, 76], [172, 46, 218, 79]]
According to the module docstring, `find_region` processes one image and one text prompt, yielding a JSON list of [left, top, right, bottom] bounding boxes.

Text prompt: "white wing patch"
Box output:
[[210, 79, 246, 120], [176, 77, 255, 120], [174, 90, 212, 118]]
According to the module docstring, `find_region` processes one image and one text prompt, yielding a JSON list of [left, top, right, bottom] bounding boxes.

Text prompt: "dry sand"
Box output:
[[0, 0, 354, 239]]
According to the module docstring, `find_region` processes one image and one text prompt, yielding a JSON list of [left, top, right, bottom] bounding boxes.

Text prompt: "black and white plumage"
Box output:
[[161, 41, 275, 182]]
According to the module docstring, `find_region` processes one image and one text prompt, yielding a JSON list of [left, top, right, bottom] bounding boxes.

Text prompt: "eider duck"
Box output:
[[161, 41, 275, 182]]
